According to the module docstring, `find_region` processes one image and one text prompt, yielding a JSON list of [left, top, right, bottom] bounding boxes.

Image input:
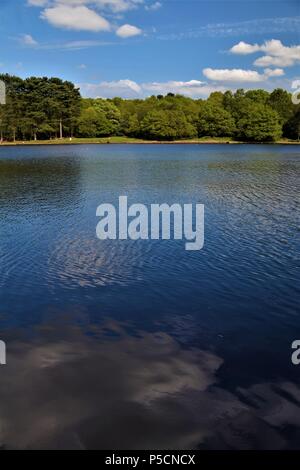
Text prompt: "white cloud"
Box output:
[[28, 1, 144, 36], [230, 41, 260, 55], [145, 2, 162, 11], [263, 68, 285, 78], [116, 24, 142, 38], [41, 5, 111, 32], [78, 79, 142, 98], [254, 54, 297, 68], [142, 80, 223, 97], [230, 39, 300, 68], [20, 34, 38, 46], [203, 68, 264, 83], [78, 79, 226, 99], [28, 0, 144, 13], [203, 67, 284, 83]]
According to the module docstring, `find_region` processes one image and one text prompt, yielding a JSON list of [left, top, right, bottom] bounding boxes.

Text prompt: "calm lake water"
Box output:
[[0, 144, 299, 449]]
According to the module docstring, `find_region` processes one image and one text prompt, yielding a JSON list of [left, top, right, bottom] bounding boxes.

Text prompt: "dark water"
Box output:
[[0, 144, 299, 450]]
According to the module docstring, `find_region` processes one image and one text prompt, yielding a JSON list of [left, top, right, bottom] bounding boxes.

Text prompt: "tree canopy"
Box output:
[[0, 74, 81, 141], [0, 74, 299, 143]]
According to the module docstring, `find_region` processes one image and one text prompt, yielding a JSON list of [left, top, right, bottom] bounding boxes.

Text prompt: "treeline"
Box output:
[[0, 73, 299, 142], [0, 74, 80, 142]]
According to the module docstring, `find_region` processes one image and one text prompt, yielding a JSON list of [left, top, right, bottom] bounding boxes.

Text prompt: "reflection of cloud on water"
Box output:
[[0, 325, 222, 449], [0, 323, 300, 449]]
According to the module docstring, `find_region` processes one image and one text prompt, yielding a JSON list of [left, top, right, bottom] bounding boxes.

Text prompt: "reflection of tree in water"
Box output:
[[1, 320, 300, 450], [0, 157, 81, 212]]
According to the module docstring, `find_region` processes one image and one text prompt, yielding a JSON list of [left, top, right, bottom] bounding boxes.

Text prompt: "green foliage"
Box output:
[[77, 99, 121, 137], [141, 109, 197, 140], [197, 101, 236, 137], [120, 113, 140, 137], [245, 89, 270, 105], [0, 74, 81, 141], [93, 99, 121, 135], [0, 73, 299, 142], [77, 107, 100, 137], [236, 102, 282, 142], [284, 108, 300, 140], [268, 88, 294, 125]]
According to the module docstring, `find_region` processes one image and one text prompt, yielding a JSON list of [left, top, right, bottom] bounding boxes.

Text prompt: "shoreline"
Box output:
[[0, 137, 299, 146]]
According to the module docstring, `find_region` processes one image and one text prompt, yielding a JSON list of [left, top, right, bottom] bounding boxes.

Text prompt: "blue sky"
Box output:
[[0, 0, 299, 98]]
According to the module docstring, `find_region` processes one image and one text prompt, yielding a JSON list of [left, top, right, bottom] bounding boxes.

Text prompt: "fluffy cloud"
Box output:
[[78, 79, 142, 98], [41, 4, 111, 31], [203, 68, 262, 82], [28, 0, 144, 13], [263, 68, 285, 78], [142, 80, 224, 97], [78, 79, 226, 99], [230, 39, 300, 68], [20, 34, 38, 46], [116, 24, 142, 37], [28, 1, 143, 35], [254, 54, 297, 67], [230, 41, 260, 55], [203, 67, 284, 83]]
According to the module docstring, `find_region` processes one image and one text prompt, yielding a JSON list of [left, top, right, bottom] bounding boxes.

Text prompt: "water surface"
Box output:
[[0, 144, 299, 449]]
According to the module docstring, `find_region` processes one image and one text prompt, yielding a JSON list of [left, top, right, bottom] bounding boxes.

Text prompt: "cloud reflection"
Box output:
[[0, 322, 300, 449]]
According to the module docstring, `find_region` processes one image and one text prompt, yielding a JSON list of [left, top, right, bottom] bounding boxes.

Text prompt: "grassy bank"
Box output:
[[0, 136, 299, 146]]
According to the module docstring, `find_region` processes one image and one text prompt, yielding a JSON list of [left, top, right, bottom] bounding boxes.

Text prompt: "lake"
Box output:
[[0, 144, 299, 449]]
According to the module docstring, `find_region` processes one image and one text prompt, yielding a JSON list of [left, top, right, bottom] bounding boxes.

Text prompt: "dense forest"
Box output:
[[0, 73, 299, 143]]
